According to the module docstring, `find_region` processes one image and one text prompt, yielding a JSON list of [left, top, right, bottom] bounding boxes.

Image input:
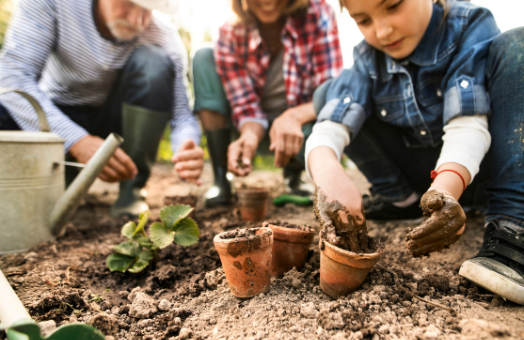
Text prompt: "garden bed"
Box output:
[[1, 164, 523, 340]]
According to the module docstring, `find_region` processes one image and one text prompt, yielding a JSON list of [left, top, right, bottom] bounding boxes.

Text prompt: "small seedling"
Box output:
[[106, 204, 199, 273], [89, 289, 110, 303]]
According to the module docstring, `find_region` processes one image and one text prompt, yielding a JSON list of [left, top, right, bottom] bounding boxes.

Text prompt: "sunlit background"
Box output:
[[164, 0, 523, 67]]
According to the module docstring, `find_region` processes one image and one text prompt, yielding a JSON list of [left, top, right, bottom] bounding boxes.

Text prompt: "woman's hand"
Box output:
[[172, 139, 204, 185], [269, 103, 316, 168], [227, 122, 265, 176], [69, 135, 137, 183], [406, 190, 466, 257]]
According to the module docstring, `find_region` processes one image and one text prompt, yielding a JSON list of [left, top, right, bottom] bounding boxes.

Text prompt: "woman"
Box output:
[[192, 0, 343, 207]]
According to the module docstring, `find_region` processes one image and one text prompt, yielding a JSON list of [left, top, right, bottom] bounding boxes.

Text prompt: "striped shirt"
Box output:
[[0, 0, 200, 152]]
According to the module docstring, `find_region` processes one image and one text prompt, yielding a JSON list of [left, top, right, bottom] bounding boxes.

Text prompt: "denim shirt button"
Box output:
[[436, 88, 442, 97], [343, 97, 351, 104], [381, 108, 387, 117], [460, 80, 469, 89], [419, 130, 427, 136]]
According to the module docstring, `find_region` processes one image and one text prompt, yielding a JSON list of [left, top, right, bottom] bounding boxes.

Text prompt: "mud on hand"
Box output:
[[314, 189, 369, 253], [406, 190, 466, 257]]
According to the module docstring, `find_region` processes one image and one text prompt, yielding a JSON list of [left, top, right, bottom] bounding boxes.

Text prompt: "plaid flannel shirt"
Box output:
[[214, 0, 343, 129]]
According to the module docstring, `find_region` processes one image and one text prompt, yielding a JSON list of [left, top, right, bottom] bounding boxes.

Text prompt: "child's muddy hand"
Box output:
[[406, 190, 466, 257]]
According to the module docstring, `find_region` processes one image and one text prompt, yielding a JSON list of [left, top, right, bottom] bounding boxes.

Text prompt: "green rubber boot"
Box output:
[[204, 128, 234, 207], [110, 103, 170, 218]]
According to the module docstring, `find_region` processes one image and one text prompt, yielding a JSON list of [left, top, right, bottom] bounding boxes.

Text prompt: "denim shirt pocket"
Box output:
[[373, 94, 405, 123], [416, 77, 444, 116]]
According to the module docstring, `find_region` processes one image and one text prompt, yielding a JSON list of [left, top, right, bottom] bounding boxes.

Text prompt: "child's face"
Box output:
[[342, 0, 433, 59]]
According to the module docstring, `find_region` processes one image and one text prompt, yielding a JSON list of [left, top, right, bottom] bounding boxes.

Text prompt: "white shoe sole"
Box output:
[[459, 260, 524, 305]]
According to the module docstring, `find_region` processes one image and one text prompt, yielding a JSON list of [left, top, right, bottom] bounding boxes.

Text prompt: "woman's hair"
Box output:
[[232, 0, 310, 24]]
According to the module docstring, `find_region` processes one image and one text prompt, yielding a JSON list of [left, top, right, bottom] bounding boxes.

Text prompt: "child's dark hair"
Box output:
[[339, 0, 449, 13]]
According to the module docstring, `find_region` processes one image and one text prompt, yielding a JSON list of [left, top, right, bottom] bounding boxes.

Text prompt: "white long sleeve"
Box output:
[[305, 120, 350, 179], [436, 115, 490, 183]]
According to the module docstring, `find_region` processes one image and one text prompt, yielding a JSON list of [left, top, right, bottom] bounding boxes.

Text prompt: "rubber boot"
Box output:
[[111, 103, 170, 218], [283, 159, 315, 197], [204, 128, 234, 207]]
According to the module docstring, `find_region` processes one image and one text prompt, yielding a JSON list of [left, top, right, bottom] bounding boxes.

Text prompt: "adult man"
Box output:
[[0, 0, 204, 217]]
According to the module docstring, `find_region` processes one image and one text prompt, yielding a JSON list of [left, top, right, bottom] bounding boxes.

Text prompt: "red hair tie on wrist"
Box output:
[[431, 170, 466, 193]]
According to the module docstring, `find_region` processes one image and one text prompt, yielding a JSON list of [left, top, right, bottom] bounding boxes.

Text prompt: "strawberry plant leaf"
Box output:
[[173, 217, 200, 246], [136, 235, 154, 249], [107, 253, 135, 272], [128, 259, 150, 273], [160, 204, 193, 230], [150, 222, 175, 249], [128, 250, 154, 273], [113, 241, 142, 257], [122, 222, 137, 240]]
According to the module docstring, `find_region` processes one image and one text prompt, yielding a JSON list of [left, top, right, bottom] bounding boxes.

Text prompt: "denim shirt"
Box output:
[[318, 2, 500, 147]]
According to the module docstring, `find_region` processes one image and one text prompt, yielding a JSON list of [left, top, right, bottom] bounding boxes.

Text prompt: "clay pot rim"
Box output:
[[213, 227, 273, 245], [265, 223, 316, 243], [321, 237, 383, 266]]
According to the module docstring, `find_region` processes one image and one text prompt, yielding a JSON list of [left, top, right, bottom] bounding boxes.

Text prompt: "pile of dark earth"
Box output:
[[1, 164, 523, 340]]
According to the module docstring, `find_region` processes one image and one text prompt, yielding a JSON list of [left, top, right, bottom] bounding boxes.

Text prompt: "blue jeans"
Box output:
[[314, 28, 524, 227], [0, 45, 174, 139]]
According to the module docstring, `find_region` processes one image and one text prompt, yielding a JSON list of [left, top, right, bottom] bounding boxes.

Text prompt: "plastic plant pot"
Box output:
[[164, 195, 197, 218], [214, 227, 273, 298], [237, 188, 269, 222], [264, 222, 315, 278], [319, 238, 383, 298]]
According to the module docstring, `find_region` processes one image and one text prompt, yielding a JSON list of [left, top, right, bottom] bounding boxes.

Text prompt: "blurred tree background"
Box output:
[[0, 0, 14, 49]]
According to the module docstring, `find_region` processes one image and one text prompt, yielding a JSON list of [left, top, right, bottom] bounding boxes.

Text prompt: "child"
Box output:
[[306, 0, 524, 304]]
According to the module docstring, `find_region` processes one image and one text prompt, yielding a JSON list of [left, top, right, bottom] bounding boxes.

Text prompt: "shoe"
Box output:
[[111, 103, 170, 218], [459, 220, 524, 305], [204, 128, 234, 207], [363, 193, 423, 221], [283, 164, 314, 197]]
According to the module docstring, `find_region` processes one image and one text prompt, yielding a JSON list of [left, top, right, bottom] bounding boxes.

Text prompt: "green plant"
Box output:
[[88, 289, 110, 303], [106, 205, 199, 273]]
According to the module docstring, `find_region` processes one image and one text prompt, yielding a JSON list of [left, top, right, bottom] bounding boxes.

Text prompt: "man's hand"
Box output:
[[406, 190, 466, 257], [269, 110, 304, 168], [69, 135, 137, 183], [172, 139, 204, 185], [227, 122, 264, 176]]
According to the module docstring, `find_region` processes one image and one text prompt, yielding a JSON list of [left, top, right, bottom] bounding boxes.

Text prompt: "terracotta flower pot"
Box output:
[[264, 222, 315, 278], [164, 195, 197, 218], [320, 238, 383, 298], [237, 188, 269, 222], [214, 227, 273, 298]]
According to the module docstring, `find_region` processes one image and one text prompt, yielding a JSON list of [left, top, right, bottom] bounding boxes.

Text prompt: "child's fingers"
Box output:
[[407, 213, 448, 241]]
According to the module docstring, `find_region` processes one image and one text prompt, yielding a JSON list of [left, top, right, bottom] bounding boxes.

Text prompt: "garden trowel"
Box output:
[[0, 270, 104, 340]]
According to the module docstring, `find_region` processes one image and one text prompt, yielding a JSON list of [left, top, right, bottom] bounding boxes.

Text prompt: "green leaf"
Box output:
[[128, 259, 150, 273], [133, 211, 150, 237], [150, 222, 175, 249], [160, 204, 193, 230], [173, 218, 200, 246], [122, 221, 137, 239], [136, 235, 154, 249], [113, 241, 142, 257], [139, 249, 154, 261], [107, 253, 134, 272]]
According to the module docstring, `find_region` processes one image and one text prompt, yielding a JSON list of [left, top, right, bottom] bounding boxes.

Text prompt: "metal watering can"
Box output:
[[0, 89, 123, 254]]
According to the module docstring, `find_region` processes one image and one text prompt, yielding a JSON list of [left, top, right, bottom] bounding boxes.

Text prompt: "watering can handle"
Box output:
[[0, 88, 51, 132]]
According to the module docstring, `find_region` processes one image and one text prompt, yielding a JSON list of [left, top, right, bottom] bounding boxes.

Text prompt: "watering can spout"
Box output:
[[50, 133, 124, 235]]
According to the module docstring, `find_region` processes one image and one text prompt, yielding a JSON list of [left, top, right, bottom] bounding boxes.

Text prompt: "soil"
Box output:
[[219, 228, 259, 239], [407, 190, 466, 258], [1, 163, 523, 340], [265, 220, 314, 233], [315, 190, 370, 253]]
